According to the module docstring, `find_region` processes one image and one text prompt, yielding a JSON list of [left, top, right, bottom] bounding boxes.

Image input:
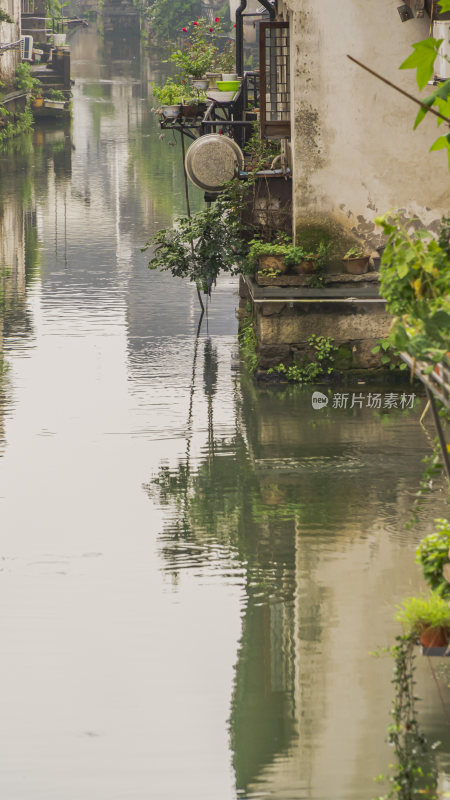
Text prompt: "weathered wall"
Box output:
[[0, 0, 21, 86], [256, 302, 391, 372], [278, 0, 449, 257], [239, 278, 392, 374]]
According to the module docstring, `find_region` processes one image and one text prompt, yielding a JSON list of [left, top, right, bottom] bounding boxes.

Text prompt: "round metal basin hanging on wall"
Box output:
[[184, 134, 244, 193]]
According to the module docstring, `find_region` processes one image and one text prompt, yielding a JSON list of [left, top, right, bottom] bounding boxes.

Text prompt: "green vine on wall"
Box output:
[[374, 635, 439, 800]]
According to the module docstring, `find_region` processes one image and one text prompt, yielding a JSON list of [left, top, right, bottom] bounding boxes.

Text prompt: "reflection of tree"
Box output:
[[144, 347, 300, 794]]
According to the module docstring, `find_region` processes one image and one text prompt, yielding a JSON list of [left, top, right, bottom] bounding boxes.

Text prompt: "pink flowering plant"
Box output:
[[170, 17, 223, 79]]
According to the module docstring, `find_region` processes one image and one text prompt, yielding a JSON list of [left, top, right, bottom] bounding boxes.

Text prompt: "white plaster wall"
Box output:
[[0, 0, 21, 86], [281, 0, 449, 249]]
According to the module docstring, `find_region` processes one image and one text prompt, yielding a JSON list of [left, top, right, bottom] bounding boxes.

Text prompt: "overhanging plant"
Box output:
[[375, 212, 450, 370], [399, 0, 450, 167], [142, 193, 248, 295], [415, 518, 450, 596], [15, 63, 42, 98]]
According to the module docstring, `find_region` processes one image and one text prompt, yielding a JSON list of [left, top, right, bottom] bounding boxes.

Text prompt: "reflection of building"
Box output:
[[0, 158, 27, 455], [0, 178, 27, 341], [149, 363, 450, 799]]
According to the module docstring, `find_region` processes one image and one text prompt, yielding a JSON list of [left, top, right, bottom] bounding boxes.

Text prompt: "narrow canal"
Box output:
[[1, 22, 450, 800]]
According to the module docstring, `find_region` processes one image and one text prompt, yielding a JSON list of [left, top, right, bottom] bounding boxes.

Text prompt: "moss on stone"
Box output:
[[333, 344, 353, 370]]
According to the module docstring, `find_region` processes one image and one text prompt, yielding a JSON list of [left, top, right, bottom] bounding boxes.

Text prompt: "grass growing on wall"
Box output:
[[238, 314, 258, 373]]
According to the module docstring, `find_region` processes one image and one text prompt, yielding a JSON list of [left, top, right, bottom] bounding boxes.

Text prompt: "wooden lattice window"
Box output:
[[259, 21, 290, 138]]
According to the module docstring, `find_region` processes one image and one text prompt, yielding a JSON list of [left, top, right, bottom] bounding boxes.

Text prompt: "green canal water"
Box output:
[[1, 23, 449, 800]]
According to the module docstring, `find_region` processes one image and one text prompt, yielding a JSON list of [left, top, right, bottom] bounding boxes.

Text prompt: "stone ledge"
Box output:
[[255, 271, 380, 287]]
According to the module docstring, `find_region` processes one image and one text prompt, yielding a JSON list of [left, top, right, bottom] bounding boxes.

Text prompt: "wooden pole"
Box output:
[[180, 130, 204, 314]]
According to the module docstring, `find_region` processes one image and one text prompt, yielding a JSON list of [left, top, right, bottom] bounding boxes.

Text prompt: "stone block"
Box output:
[[260, 303, 286, 316], [258, 344, 291, 369], [257, 305, 391, 346], [239, 275, 250, 299]]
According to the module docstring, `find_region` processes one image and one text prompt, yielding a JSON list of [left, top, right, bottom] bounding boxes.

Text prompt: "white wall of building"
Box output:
[[0, 0, 21, 86], [279, 0, 449, 253]]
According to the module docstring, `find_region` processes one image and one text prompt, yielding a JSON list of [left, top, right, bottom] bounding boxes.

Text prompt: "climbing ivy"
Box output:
[[375, 635, 439, 800]]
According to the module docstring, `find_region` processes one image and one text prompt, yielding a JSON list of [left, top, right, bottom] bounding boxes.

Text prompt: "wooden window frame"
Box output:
[[259, 21, 291, 138]]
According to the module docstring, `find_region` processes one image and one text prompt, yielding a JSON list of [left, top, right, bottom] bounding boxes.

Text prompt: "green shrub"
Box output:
[[415, 519, 450, 596]]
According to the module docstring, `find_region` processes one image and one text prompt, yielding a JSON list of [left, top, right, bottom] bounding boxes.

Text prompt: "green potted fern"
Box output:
[[395, 593, 450, 647]]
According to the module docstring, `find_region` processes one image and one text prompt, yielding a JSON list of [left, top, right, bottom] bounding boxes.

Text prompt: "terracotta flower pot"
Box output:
[[258, 254, 288, 273], [291, 258, 318, 275], [32, 96, 44, 108], [181, 103, 198, 120], [343, 255, 370, 274], [420, 626, 450, 648]]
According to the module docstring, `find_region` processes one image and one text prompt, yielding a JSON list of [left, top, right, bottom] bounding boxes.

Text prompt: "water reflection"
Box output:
[[1, 20, 449, 800], [0, 134, 43, 455], [148, 367, 450, 799]]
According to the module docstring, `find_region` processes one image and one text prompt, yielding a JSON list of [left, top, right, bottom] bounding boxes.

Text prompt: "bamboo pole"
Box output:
[[347, 55, 450, 126]]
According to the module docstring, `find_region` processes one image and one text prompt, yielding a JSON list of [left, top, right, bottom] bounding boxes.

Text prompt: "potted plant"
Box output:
[[170, 18, 218, 88], [213, 40, 237, 81], [152, 79, 183, 119], [285, 240, 330, 274], [395, 593, 450, 648], [247, 237, 290, 274], [415, 519, 450, 597], [44, 88, 66, 109], [342, 245, 371, 274], [181, 88, 206, 120], [248, 235, 330, 278]]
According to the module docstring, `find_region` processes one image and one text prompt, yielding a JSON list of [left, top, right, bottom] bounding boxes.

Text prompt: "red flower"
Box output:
[[209, 27, 213, 31], [214, 17, 220, 22], [193, 21, 198, 25], [233, 23, 236, 27], [182, 27, 187, 31]]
